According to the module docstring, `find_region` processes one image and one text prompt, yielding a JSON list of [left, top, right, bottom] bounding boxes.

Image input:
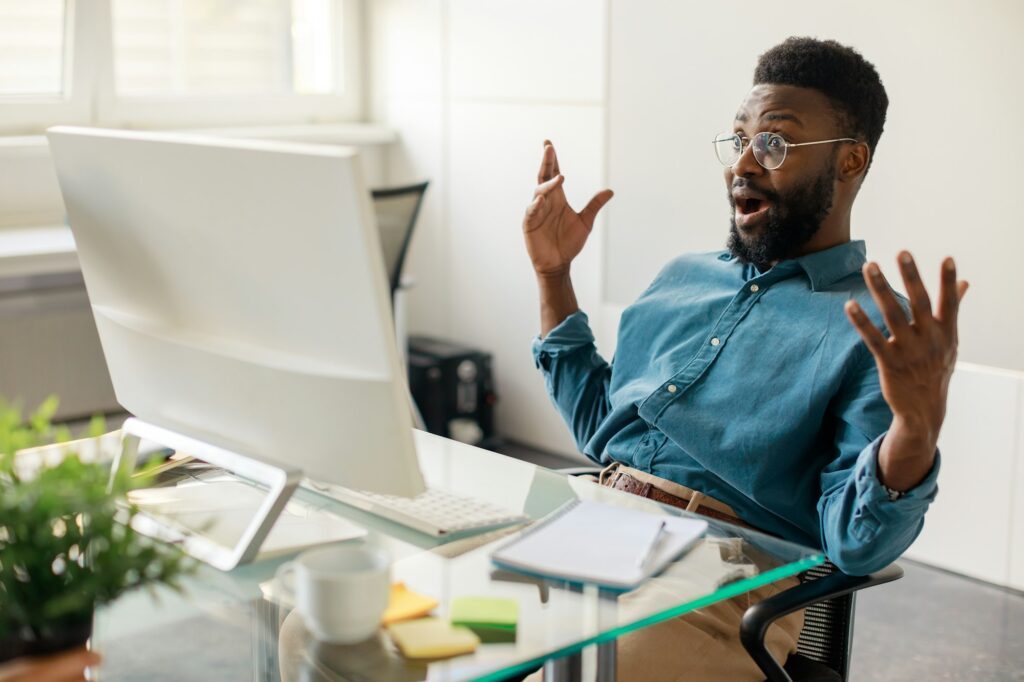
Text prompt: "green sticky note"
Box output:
[[448, 598, 516, 630]]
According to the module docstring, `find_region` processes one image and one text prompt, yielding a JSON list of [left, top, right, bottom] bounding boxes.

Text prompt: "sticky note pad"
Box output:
[[388, 618, 480, 659], [450, 597, 518, 643], [382, 582, 439, 625]]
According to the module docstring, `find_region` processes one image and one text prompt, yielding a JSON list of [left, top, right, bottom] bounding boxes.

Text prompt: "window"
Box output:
[[113, 0, 339, 97], [0, 0, 67, 97], [0, 0, 361, 134]]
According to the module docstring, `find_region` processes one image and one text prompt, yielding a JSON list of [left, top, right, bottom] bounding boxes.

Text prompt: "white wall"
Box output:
[[369, 0, 608, 460], [901, 364, 1024, 590]]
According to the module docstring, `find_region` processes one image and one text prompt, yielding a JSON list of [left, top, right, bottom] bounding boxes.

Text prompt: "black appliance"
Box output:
[[407, 336, 497, 448]]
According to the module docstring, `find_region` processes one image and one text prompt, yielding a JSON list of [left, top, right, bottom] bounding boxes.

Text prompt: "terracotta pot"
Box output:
[[0, 616, 93, 664]]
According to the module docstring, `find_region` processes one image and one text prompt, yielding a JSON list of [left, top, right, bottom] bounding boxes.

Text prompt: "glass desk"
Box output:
[[91, 431, 825, 681]]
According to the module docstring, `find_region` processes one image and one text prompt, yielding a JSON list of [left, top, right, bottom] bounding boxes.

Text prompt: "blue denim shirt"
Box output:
[[531, 240, 939, 575]]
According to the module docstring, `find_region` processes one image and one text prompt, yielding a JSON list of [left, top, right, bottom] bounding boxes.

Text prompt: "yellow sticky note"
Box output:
[[382, 582, 439, 625], [388, 618, 480, 659]]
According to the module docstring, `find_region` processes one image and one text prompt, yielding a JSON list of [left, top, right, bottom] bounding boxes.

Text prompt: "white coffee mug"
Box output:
[[276, 544, 391, 644]]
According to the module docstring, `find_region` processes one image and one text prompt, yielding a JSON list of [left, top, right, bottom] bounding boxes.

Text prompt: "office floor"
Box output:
[[497, 440, 1024, 681]]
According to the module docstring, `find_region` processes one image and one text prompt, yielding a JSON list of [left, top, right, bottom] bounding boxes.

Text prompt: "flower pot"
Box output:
[[0, 616, 93, 664]]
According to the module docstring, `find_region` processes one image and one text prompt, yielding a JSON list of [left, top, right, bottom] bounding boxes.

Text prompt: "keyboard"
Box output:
[[304, 482, 528, 537]]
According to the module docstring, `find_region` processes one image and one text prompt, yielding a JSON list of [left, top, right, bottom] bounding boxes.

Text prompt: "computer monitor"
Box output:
[[46, 127, 427, 498]]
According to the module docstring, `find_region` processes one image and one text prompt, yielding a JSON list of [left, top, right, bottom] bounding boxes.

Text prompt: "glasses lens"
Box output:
[[713, 133, 742, 166], [753, 132, 787, 170]]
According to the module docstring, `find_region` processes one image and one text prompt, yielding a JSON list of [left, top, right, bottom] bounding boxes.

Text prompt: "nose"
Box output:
[[732, 138, 764, 179]]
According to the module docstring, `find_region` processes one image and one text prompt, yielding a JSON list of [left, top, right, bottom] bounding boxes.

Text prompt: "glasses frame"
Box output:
[[713, 132, 859, 170]]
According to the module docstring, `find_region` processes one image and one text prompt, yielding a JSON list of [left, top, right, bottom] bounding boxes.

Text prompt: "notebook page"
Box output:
[[492, 500, 707, 588]]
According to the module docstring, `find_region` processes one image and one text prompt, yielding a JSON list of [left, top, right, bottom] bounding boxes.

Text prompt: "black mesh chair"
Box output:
[[370, 181, 429, 299], [742, 559, 903, 682]]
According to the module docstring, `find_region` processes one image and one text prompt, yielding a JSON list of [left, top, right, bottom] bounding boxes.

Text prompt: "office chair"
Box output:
[[742, 559, 904, 682], [557, 467, 904, 681], [370, 181, 429, 299], [370, 181, 429, 429]]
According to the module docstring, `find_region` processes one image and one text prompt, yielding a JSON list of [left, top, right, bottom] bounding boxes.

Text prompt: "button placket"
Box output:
[[643, 274, 764, 424]]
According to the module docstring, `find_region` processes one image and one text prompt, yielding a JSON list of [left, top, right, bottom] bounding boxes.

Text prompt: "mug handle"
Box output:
[[275, 561, 297, 606]]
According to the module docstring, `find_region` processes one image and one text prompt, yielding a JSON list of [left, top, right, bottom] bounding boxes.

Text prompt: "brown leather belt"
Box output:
[[605, 471, 760, 532]]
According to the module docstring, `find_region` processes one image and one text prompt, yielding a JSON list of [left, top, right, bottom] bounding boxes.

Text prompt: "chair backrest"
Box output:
[[794, 561, 856, 680], [371, 181, 429, 297]]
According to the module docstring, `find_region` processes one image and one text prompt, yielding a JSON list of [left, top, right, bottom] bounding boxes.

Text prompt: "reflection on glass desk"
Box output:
[[92, 431, 825, 681]]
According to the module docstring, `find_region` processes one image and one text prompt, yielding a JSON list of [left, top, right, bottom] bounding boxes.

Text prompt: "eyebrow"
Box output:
[[763, 112, 804, 127], [732, 111, 805, 127]]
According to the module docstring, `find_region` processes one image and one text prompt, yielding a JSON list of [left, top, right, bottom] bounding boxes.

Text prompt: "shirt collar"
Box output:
[[794, 240, 867, 291]]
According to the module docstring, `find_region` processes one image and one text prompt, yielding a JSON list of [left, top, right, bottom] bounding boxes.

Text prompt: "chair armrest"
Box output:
[[556, 466, 602, 477], [740, 562, 904, 682]]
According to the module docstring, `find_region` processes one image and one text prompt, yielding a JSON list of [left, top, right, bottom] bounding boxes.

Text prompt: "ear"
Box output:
[[839, 142, 870, 182]]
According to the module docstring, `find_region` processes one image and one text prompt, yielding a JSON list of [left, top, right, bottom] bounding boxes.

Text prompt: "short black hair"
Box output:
[[754, 37, 888, 173]]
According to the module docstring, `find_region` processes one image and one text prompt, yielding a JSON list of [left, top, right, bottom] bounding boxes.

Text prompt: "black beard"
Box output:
[[726, 165, 836, 271]]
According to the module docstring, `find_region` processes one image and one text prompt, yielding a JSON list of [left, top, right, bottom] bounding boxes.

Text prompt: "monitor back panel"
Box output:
[[47, 127, 424, 496]]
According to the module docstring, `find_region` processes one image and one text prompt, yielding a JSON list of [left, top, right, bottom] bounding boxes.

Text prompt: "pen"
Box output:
[[635, 520, 667, 571]]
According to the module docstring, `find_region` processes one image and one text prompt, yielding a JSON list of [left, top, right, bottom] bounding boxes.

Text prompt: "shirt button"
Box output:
[[750, 284, 760, 293], [666, 384, 677, 393], [710, 337, 721, 347]]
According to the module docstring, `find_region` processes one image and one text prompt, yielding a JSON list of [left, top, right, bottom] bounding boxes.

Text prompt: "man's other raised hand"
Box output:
[[522, 140, 614, 277]]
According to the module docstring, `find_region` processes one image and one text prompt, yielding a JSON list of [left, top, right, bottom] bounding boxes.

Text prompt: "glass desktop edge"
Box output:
[[470, 552, 826, 682]]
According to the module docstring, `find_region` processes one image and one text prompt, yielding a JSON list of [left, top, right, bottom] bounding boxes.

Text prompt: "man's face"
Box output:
[[725, 84, 844, 269]]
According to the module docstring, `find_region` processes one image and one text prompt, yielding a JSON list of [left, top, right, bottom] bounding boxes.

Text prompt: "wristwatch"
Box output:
[[882, 483, 904, 501]]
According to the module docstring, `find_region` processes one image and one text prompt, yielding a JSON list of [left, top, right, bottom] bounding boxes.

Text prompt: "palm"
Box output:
[[845, 254, 968, 429], [523, 141, 612, 276]]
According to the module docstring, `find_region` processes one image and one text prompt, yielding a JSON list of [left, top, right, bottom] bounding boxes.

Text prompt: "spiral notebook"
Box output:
[[490, 499, 708, 590]]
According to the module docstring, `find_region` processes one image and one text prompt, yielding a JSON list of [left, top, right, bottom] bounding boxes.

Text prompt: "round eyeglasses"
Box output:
[[712, 132, 859, 170]]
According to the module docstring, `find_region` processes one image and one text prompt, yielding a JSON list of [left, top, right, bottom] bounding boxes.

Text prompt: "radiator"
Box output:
[[0, 272, 120, 420]]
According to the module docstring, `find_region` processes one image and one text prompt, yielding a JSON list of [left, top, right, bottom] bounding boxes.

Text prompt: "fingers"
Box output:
[[536, 139, 561, 184], [896, 251, 933, 328], [545, 139, 561, 177], [523, 194, 549, 230], [862, 262, 911, 337], [936, 257, 967, 331], [845, 299, 891, 361], [533, 173, 564, 198], [525, 194, 544, 218], [536, 141, 553, 183], [579, 189, 614, 228]]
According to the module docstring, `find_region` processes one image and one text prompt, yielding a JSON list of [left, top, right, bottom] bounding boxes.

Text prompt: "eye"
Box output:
[[766, 134, 785, 149]]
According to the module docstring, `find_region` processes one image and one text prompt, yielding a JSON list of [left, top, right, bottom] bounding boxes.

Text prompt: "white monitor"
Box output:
[[46, 127, 426, 498]]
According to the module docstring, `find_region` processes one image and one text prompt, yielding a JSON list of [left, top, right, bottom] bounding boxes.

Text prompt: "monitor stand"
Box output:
[[110, 417, 301, 571]]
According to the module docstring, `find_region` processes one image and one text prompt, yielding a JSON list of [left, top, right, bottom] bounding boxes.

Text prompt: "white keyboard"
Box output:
[[305, 482, 528, 537]]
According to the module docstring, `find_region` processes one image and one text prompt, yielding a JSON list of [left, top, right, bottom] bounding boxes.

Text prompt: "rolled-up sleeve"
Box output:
[[531, 311, 612, 458], [816, 350, 940, 576]]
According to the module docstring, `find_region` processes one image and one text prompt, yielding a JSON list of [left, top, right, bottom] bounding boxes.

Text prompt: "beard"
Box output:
[[726, 162, 836, 271]]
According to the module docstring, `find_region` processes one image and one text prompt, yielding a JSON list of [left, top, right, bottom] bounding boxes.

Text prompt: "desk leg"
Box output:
[[596, 640, 617, 682], [543, 651, 582, 682]]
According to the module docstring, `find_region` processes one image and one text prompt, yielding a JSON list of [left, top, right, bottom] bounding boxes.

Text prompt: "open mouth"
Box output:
[[734, 194, 771, 228], [737, 197, 767, 215]]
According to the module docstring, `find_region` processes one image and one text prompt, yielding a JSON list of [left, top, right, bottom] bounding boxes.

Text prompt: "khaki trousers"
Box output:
[[530, 464, 805, 682]]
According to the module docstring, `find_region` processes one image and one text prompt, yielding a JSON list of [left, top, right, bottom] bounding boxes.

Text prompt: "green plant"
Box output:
[[0, 396, 190, 649]]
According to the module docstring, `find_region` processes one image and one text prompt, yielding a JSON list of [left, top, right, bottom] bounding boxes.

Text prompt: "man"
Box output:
[[521, 37, 967, 679]]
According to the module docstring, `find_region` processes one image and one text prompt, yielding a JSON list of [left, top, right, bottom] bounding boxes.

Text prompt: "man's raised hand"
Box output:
[[522, 140, 613, 277], [844, 252, 969, 491]]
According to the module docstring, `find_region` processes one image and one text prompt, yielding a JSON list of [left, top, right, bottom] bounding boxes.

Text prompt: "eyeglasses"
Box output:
[[712, 132, 859, 170]]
